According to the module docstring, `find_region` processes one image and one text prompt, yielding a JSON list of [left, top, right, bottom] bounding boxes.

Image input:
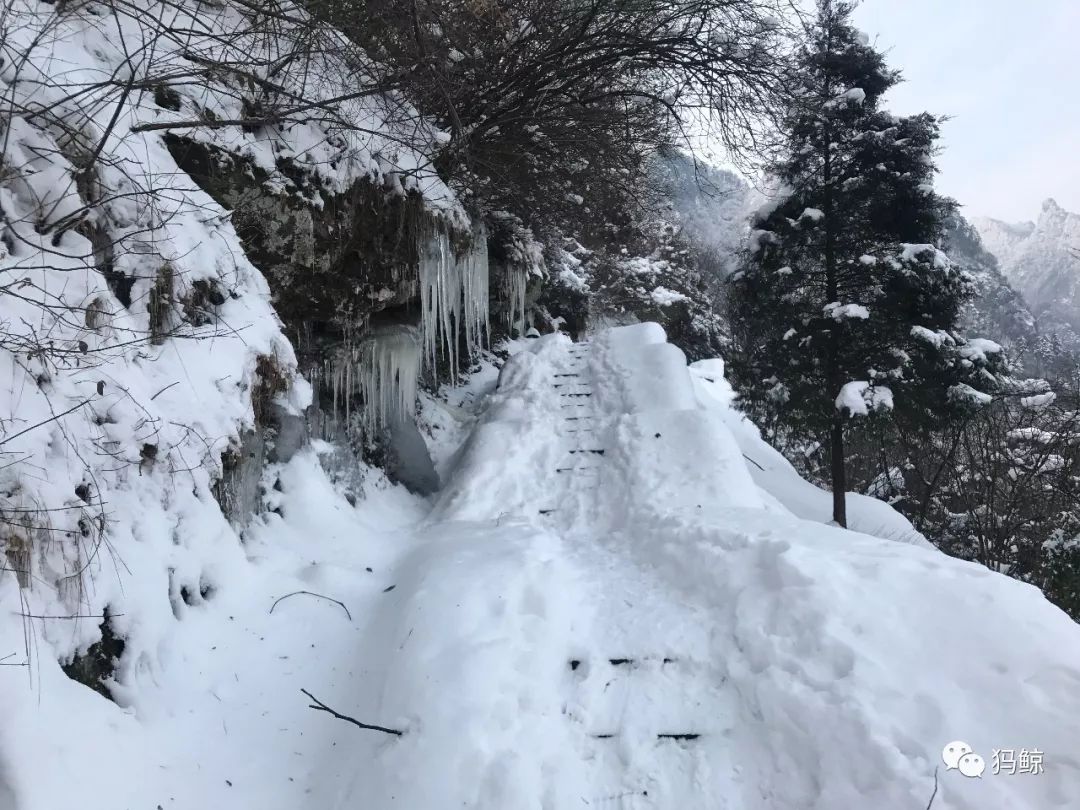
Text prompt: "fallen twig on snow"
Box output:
[[925, 766, 939, 809], [742, 453, 766, 472], [301, 689, 403, 736], [269, 590, 352, 620]]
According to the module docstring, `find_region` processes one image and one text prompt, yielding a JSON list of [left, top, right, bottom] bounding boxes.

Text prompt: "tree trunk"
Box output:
[[821, 82, 846, 528], [831, 416, 847, 527]]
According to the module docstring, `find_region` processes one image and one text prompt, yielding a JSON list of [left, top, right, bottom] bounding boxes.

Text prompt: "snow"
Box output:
[[823, 88, 865, 109], [2, 0, 1080, 804], [650, 285, 690, 306], [824, 301, 871, 320], [690, 362, 928, 544], [836, 380, 894, 415], [1008, 427, 1057, 444], [0, 0, 308, 737], [842, 87, 867, 105], [900, 243, 952, 269], [949, 383, 995, 406], [911, 325, 953, 348], [1021, 392, 1057, 409], [749, 228, 778, 251], [5, 323, 1080, 809], [958, 338, 1003, 364], [418, 325, 1080, 809]]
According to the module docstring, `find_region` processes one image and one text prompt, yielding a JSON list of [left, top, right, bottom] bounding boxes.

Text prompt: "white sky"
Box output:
[[853, 0, 1080, 222]]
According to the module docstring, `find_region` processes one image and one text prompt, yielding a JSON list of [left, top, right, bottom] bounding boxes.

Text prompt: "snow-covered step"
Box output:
[[570, 657, 677, 669], [563, 654, 727, 742], [555, 465, 601, 474]]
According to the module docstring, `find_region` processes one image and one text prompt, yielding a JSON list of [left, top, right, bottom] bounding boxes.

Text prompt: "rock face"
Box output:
[[162, 135, 444, 352], [974, 199, 1080, 344], [943, 214, 1037, 347], [162, 135, 505, 495]]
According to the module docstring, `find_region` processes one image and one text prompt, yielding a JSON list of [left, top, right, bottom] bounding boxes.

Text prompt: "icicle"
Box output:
[[417, 222, 490, 381], [460, 223, 490, 356], [325, 324, 421, 431], [357, 324, 421, 431], [504, 264, 527, 337]]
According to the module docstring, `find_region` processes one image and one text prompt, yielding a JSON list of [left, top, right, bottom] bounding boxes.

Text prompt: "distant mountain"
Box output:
[[944, 213, 1037, 348], [653, 151, 756, 279], [973, 199, 1080, 346]]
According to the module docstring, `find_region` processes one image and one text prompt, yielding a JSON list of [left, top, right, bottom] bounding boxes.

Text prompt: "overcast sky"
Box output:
[[852, 0, 1080, 222]]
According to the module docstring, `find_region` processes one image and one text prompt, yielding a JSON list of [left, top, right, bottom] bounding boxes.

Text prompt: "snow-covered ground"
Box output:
[[5, 323, 1080, 810], [4, 1, 1076, 807]]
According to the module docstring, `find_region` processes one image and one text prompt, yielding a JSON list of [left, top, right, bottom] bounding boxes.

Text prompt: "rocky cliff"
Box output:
[[974, 199, 1080, 346]]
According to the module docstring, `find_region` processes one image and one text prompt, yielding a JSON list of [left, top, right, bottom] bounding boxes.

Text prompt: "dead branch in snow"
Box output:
[[301, 688, 404, 736], [269, 590, 352, 620]]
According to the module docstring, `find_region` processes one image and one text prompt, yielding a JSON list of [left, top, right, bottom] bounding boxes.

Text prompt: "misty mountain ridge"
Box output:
[[973, 198, 1080, 346]]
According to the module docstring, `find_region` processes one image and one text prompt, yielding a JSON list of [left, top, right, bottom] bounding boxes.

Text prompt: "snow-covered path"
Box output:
[[336, 324, 1080, 809]]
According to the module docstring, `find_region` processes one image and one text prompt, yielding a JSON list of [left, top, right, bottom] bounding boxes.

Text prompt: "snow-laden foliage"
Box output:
[[912, 380, 1080, 619], [0, 0, 327, 679], [728, 0, 1005, 525], [333, 0, 792, 239]]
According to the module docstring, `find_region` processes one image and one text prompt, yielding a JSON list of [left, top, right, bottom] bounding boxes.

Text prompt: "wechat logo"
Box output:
[[942, 741, 985, 778]]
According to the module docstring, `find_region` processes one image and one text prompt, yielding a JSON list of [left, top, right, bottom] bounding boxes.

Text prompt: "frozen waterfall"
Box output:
[[418, 225, 490, 380], [328, 324, 422, 430], [504, 264, 528, 336]]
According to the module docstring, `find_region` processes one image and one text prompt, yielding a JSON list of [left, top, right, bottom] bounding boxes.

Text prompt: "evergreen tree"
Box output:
[[729, 0, 993, 526]]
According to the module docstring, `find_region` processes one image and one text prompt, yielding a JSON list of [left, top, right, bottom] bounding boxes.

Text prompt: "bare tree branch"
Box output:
[[301, 688, 403, 736]]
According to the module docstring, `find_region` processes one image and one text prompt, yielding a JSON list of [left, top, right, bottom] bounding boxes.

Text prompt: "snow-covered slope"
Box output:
[[974, 199, 1080, 341], [5, 323, 1080, 809], [0, 0, 460, 669]]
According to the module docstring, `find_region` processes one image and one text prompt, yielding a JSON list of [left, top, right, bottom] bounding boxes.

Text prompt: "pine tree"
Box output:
[[729, 0, 994, 527]]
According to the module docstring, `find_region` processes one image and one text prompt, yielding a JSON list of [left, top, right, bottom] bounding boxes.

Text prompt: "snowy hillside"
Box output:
[[656, 152, 757, 278], [6, 324, 1080, 809], [974, 199, 1080, 342]]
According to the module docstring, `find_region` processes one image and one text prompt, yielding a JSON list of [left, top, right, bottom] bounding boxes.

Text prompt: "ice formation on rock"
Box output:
[[321, 222, 491, 431], [418, 224, 490, 379], [329, 324, 422, 430], [504, 263, 528, 336]]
